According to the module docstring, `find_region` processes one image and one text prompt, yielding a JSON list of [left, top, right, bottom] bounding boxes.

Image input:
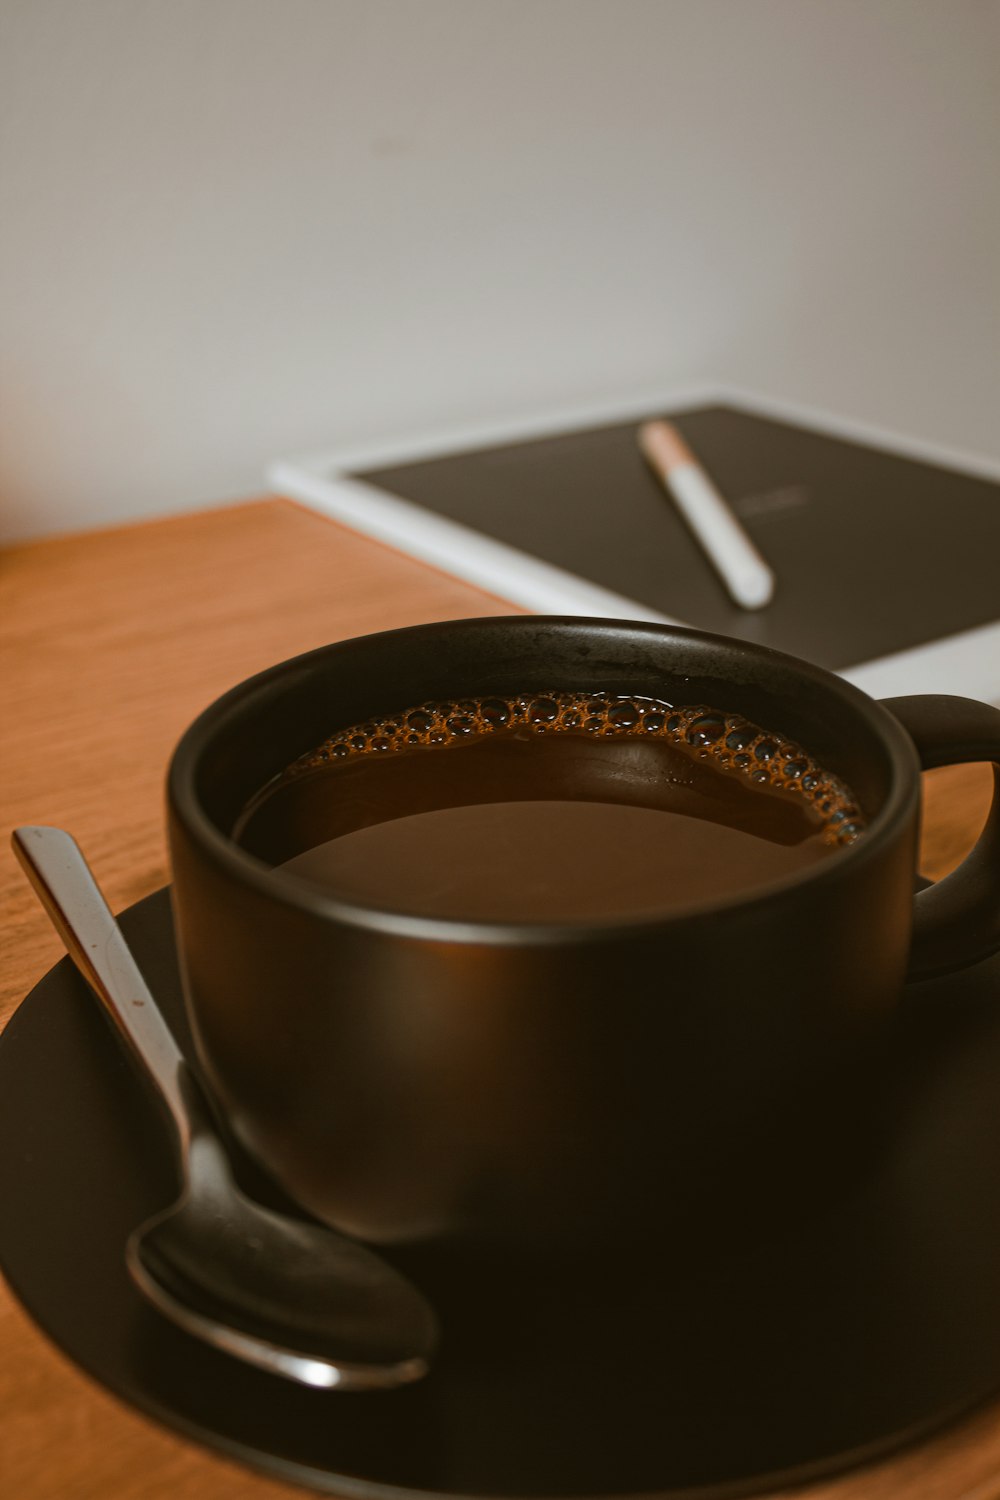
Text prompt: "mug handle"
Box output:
[[881, 695, 1000, 981]]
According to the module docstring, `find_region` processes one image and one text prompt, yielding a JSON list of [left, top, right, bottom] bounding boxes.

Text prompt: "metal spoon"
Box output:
[[12, 825, 438, 1390]]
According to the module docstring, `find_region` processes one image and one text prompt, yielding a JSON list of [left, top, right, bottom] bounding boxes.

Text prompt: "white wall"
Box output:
[[1, 0, 997, 543]]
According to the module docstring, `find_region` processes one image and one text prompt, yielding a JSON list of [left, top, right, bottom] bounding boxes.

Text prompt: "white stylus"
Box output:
[[638, 420, 776, 611]]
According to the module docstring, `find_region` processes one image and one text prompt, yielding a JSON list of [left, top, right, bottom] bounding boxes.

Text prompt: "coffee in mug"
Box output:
[[235, 692, 865, 922], [167, 618, 1000, 1252]]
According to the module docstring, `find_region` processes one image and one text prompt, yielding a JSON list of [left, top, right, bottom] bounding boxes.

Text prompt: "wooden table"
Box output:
[[1, 498, 997, 1500]]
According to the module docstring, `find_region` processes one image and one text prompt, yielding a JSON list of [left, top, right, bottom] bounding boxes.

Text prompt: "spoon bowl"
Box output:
[[127, 1070, 436, 1389]]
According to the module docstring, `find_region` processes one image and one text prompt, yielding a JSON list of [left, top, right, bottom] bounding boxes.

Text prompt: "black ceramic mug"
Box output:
[[167, 618, 1000, 1254]]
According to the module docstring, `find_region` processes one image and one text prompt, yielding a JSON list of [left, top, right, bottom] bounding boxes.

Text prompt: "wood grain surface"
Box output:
[[1, 498, 997, 1500]]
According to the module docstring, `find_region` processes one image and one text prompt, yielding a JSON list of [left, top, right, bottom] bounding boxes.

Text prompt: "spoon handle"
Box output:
[[12, 826, 191, 1152]]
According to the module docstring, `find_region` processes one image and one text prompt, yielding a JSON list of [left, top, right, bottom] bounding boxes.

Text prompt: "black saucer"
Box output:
[[2, 889, 1000, 1499]]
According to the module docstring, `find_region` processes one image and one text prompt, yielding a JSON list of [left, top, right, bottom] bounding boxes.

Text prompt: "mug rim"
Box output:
[[167, 616, 921, 947]]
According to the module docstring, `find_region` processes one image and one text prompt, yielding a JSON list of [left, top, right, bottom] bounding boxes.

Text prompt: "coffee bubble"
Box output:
[[279, 692, 866, 848]]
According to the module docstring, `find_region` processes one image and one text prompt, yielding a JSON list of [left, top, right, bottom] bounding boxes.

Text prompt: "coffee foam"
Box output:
[[280, 692, 865, 847]]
